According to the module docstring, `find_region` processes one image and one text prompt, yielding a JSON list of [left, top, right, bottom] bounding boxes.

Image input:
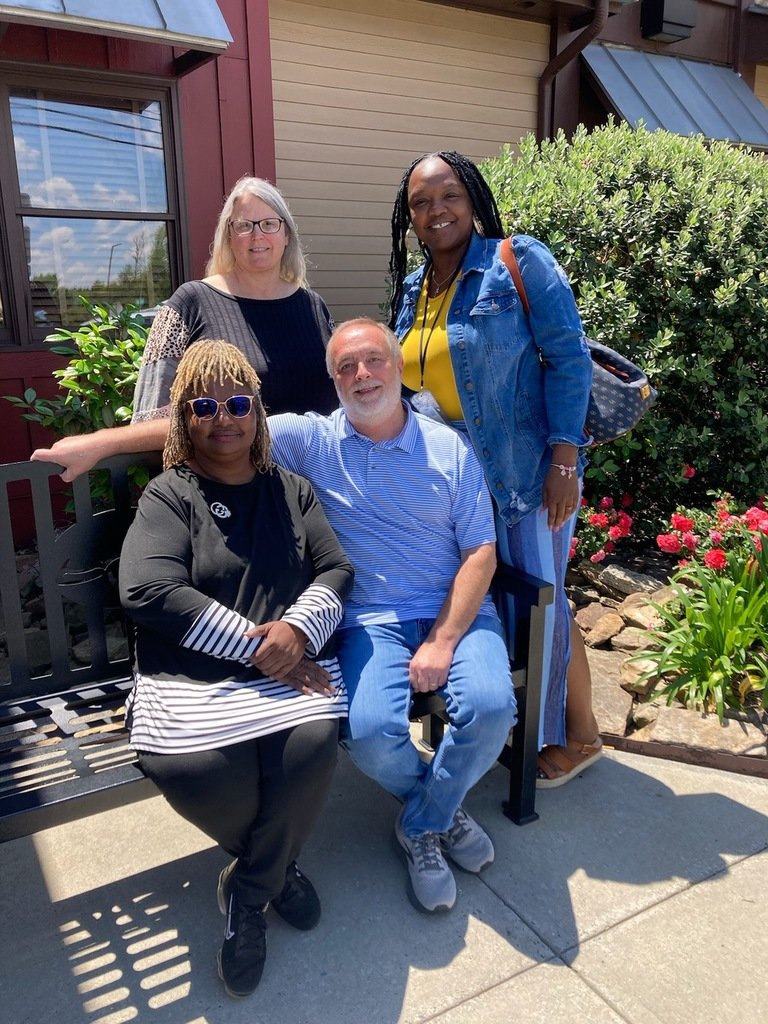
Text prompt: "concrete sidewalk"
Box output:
[[1, 748, 766, 1024]]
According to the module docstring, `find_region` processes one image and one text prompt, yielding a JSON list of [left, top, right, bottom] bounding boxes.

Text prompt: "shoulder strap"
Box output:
[[499, 237, 530, 317]]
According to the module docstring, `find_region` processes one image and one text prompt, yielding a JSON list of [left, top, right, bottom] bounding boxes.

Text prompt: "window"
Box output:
[[0, 69, 182, 345]]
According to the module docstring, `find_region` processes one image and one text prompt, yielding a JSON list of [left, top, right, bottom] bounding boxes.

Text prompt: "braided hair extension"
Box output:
[[164, 339, 271, 472], [388, 150, 505, 327]]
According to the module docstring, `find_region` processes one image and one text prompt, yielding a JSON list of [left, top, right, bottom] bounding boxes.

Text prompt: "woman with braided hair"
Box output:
[[120, 340, 353, 998], [388, 150, 602, 788]]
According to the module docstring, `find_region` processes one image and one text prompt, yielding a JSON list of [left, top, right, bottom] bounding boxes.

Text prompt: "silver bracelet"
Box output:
[[551, 463, 577, 479]]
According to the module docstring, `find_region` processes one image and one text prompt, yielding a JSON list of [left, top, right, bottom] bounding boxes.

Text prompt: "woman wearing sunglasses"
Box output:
[[120, 340, 353, 999], [31, 176, 337, 480]]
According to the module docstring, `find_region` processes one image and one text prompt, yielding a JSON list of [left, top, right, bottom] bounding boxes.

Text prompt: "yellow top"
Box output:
[[401, 277, 463, 420]]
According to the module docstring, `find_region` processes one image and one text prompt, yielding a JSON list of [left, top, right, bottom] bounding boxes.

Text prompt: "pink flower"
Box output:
[[703, 548, 728, 570], [608, 526, 622, 541], [590, 550, 606, 563], [620, 493, 634, 508], [588, 513, 610, 529], [708, 530, 723, 545], [670, 513, 695, 532], [657, 533, 682, 555], [682, 465, 696, 479], [599, 496, 614, 509], [679, 558, 690, 567], [682, 531, 699, 551], [743, 507, 768, 534]]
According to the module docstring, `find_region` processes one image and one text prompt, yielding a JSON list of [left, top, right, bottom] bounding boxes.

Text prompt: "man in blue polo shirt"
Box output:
[[268, 318, 516, 914]]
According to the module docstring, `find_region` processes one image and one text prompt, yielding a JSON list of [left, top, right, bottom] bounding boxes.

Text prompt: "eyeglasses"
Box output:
[[229, 217, 284, 236], [186, 395, 255, 419]]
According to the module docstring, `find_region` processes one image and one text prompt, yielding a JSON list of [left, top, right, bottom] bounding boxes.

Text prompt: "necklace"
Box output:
[[417, 279, 456, 389], [428, 264, 460, 296]]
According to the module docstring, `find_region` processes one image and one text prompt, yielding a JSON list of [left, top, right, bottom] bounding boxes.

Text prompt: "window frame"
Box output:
[[0, 62, 187, 349]]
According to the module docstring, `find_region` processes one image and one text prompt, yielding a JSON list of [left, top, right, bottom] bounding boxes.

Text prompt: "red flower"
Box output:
[[682, 465, 696, 479], [580, 496, 588, 507], [599, 496, 614, 509], [657, 533, 682, 555], [682, 531, 699, 551], [703, 548, 728, 570], [679, 558, 690, 568], [604, 541, 616, 553], [617, 511, 633, 536], [620, 493, 633, 508], [590, 549, 606, 563], [670, 513, 695, 532], [608, 525, 622, 541], [588, 513, 610, 529]]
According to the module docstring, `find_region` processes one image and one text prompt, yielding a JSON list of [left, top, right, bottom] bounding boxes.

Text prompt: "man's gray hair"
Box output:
[[326, 318, 402, 375]]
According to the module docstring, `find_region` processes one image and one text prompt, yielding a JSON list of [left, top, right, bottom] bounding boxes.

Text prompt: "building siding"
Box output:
[[269, 0, 548, 320], [756, 64, 768, 109]]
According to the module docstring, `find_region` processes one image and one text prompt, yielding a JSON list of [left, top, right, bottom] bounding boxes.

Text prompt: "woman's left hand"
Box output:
[[246, 620, 307, 677], [542, 467, 580, 530]]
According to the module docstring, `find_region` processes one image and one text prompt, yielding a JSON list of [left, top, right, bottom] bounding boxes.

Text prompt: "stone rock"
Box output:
[[611, 626, 661, 653], [584, 646, 633, 736], [568, 585, 602, 607], [618, 592, 664, 630], [650, 703, 768, 757], [598, 564, 661, 596], [22, 627, 52, 675], [575, 602, 611, 632], [585, 610, 625, 648], [619, 656, 659, 697], [631, 699, 662, 730]]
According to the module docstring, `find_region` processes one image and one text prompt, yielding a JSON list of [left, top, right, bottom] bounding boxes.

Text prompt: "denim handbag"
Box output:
[[500, 238, 658, 444]]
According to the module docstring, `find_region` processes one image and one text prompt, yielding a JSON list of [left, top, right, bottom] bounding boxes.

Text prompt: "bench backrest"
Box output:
[[0, 454, 162, 704]]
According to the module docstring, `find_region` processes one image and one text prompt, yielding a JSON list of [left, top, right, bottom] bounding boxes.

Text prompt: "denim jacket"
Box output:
[[393, 232, 592, 526]]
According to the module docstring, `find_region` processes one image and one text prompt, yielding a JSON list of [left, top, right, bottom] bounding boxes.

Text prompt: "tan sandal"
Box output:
[[536, 737, 603, 789]]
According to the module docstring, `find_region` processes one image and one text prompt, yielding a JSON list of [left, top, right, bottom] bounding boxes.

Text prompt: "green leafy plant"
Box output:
[[631, 526, 768, 720], [481, 122, 768, 541], [4, 297, 148, 434]]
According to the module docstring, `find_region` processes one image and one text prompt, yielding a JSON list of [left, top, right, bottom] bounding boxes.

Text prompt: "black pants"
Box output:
[[138, 719, 339, 907]]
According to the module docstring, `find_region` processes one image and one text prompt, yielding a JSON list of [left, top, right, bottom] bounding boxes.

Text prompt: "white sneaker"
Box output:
[[395, 811, 456, 913], [441, 807, 494, 873]]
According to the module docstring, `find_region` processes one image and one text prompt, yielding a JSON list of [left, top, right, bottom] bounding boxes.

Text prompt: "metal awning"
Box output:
[[583, 43, 768, 150], [0, 1, 232, 72]]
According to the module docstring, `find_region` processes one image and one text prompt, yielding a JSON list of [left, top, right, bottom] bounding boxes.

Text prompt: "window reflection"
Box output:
[[24, 219, 170, 327], [12, 91, 168, 213]]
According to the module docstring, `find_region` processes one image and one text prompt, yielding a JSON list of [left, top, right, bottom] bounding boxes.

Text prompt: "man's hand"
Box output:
[[246, 620, 308, 679], [279, 656, 336, 697], [409, 639, 453, 693]]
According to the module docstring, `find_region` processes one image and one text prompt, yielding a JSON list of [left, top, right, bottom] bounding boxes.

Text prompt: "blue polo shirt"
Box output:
[[268, 404, 497, 627]]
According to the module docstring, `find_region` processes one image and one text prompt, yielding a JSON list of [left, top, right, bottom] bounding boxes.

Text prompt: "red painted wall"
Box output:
[[0, 1, 275, 464], [0, 2, 275, 540]]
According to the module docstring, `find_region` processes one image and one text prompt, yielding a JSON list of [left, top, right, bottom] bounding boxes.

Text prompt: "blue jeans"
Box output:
[[336, 615, 517, 837]]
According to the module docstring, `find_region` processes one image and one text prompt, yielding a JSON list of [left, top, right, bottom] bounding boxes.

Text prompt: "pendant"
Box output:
[[410, 389, 443, 420]]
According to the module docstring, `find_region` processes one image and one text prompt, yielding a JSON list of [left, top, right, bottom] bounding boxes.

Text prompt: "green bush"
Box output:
[[5, 297, 148, 435], [481, 122, 768, 538]]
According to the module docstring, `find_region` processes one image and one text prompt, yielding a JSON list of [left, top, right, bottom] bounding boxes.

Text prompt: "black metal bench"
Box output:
[[0, 454, 161, 842], [0, 453, 552, 843], [410, 562, 553, 826]]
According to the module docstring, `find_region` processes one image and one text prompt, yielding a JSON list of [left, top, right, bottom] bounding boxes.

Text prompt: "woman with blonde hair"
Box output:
[[31, 176, 336, 480]]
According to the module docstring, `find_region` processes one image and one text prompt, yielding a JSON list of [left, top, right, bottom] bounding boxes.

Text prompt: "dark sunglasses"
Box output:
[[186, 395, 255, 419]]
